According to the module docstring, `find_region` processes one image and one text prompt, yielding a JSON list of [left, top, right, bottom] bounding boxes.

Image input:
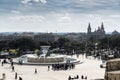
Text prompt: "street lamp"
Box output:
[[95, 42, 98, 56]]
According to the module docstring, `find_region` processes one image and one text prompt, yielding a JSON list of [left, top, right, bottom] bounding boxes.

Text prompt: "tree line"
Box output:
[[0, 35, 120, 53]]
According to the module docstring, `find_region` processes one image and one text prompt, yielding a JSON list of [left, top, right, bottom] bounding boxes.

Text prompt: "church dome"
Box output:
[[112, 30, 119, 35]]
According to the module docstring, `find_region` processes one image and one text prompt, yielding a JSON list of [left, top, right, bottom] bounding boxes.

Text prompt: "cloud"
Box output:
[[11, 10, 20, 14], [21, 0, 47, 4], [9, 15, 45, 23], [109, 15, 120, 18], [40, 0, 47, 4], [58, 13, 71, 22], [21, 0, 31, 4], [0, 0, 120, 14]]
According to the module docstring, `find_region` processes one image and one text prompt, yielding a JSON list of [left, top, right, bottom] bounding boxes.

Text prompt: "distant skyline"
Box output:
[[0, 0, 120, 32]]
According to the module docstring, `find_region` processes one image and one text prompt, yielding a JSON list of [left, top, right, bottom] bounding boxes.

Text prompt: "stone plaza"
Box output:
[[0, 55, 105, 80]]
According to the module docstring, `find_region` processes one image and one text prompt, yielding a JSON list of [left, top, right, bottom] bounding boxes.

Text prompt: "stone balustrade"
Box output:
[[27, 57, 64, 63], [105, 58, 120, 80]]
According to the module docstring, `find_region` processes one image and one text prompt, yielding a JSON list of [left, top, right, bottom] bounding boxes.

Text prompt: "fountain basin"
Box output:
[[12, 54, 80, 65]]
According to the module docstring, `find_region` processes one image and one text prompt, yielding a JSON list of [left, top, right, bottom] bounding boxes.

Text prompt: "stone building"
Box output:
[[34, 33, 59, 42], [0, 22, 107, 42], [0, 33, 32, 41], [87, 22, 106, 41], [112, 30, 119, 35]]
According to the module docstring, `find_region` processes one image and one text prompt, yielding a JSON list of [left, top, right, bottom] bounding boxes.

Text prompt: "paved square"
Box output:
[[0, 55, 105, 80]]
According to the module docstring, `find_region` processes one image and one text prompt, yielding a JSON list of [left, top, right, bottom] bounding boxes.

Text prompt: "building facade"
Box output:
[[34, 33, 59, 42], [87, 22, 106, 41]]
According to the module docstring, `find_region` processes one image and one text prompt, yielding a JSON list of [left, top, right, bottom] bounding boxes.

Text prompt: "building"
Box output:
[[0, 22, 110, 43], [0, 32, 33, 41], [112, 30, 119, 35], [63, 22, 106, 42], [87, 22, 106, 41], [34, 33, 59, 42]]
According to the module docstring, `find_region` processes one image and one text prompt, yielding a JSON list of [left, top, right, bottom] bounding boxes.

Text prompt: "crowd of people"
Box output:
[[51, 63, 75, 71], [68, 75, 87, 80]]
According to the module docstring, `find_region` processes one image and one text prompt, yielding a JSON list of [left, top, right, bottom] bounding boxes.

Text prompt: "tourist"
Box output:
[[2, 73, 6, 80], [81, 75, 84, 79], [51, 63, 76, 71], [11, 62, 13, 67], [48, 65, 50, 71], [85, 76, 87, 80], [68, 75, 71, 80], [12, 66, 14, 72], [15, 72, 18, 79], [19, 77, 22, 80], [35, 68, 37, 74], [19, 60, 23, 65], [2, 61, 4, 66], [76, 75, 79, 79], [77, 54, 79, 58]]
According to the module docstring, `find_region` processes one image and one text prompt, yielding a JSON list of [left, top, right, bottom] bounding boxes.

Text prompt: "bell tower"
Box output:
[[87, 23, 91, 34], [101, 22, 105, 34]]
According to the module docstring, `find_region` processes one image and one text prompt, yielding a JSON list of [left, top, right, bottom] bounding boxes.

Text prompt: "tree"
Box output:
[[15, 38, 36, 51]]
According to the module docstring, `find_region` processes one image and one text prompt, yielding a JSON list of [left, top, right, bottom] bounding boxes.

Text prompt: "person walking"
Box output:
[[12, 66, 14, 72], [68, 75, 71, 80], [48, 65, 50, 71], [2, 61, 4, 66], [85, 76, 87, 80], [11, 62, 13, 67], [19, 77, 22, 80], [81, 75, 84, 79], [76, 75, 79, 79], [15, 72, 17, 80], [35, 68, 37, 74]]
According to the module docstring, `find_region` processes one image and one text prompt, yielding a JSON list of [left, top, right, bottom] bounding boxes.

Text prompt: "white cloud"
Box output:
[[34, 0, 40, 2], [21, 0, 47, 4], [11, 10, 20, 14], [21, 0, 31, 4], [40, 0, 47, 4], [58, 13, 71, 22], [109, 15, 120, 18], [79, 0, 85, 1], [9, 15, 45, 23]]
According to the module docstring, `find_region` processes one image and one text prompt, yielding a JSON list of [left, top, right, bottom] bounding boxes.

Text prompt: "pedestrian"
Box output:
[[2, 73, 6, 80], [12, 66, 14, 72], [68, 75, 71, 80], [11, 62, 13, 67], [81, 75, 84, 79], [35, 68, 37, 74], [85, 76, 87, 80], [76, 75, 79, 79], [19, 77, 22, 80], [48, 65, 50, 71], [15, 72, 17, 79], [2, 61, 4, 66]]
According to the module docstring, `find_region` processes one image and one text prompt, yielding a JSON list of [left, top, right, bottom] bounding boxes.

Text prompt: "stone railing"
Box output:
[[106, 59, 120, 72], [105, 58, 120, 80], [27, 57, 64, 63]]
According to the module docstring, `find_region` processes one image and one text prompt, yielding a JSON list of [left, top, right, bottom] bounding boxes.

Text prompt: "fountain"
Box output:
[[39, 46, 50, 57], [13, 46, 80, 65]]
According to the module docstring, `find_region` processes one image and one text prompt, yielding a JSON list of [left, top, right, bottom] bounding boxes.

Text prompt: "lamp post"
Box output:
[[95, 42, 98, 56]]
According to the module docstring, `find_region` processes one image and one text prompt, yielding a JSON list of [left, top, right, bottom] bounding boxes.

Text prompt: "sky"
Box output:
[[0, 0, 120, 33]]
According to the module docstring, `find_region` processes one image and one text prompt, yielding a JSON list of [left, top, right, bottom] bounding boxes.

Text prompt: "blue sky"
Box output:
[[0, 0, 120, 32]]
